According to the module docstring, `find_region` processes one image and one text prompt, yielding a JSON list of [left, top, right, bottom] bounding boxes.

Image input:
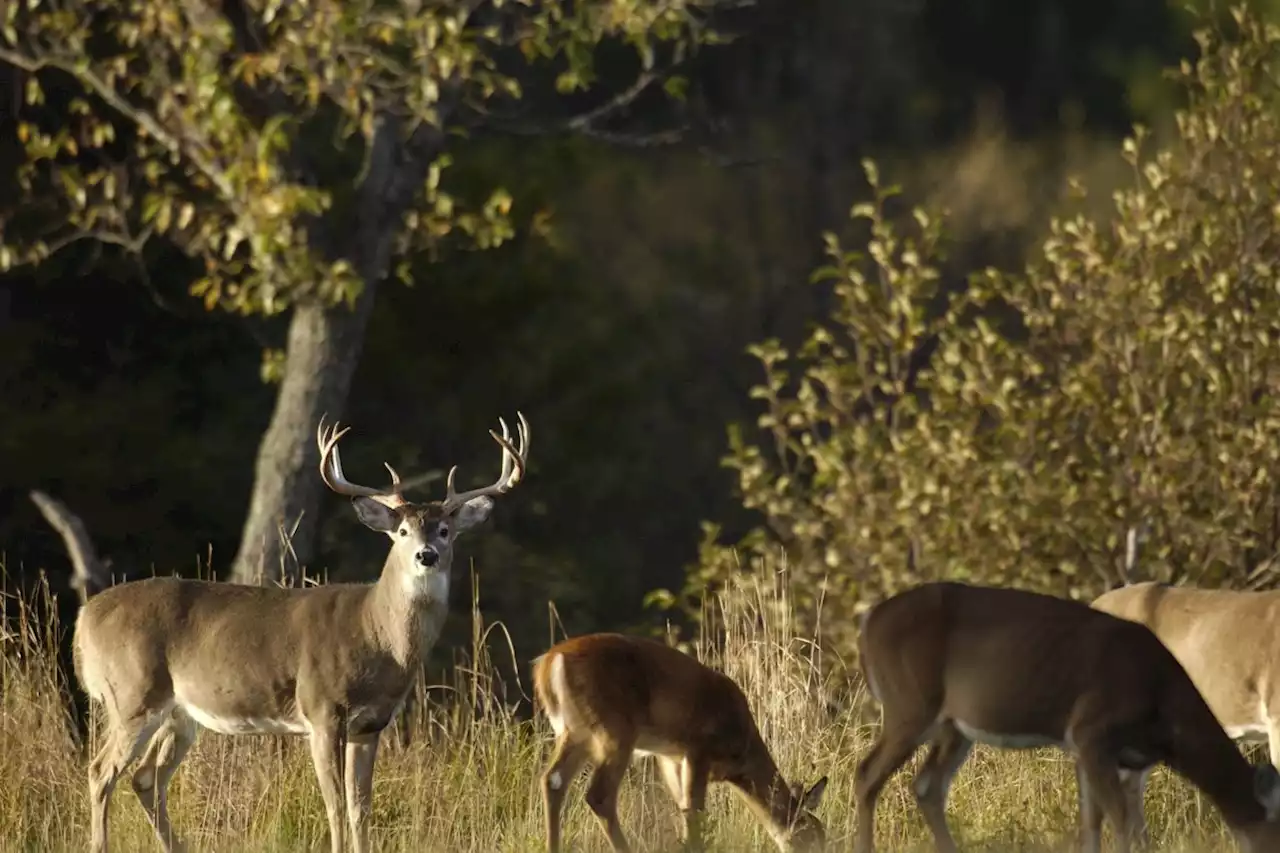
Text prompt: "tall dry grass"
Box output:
[[0, 558, 1250, 852]]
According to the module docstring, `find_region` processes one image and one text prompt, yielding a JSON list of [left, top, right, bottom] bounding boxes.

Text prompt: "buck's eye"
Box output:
[[437, 525, 449, 537], [399, 529, 408, 537]]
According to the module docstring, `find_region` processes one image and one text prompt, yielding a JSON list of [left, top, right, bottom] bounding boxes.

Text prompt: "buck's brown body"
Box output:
[[855, 581, 1280, 853], [533, 632, 827, 853]]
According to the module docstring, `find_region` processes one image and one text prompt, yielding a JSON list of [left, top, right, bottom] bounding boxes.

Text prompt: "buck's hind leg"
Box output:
[[131, 709, 197, 853], [89, 709, 173, 853]]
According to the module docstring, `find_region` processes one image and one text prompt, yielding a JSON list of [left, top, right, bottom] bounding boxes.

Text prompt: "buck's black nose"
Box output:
[[416, 547, 439, 567]]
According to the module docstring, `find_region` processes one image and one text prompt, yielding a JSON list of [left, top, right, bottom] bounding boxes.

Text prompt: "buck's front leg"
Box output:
[[345, 737, 380, 853], [307, 721, 348, 853]]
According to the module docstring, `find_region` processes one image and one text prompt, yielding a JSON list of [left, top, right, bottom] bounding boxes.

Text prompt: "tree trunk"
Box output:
[[227, 116, 445, 585], [228, 287, 379, 585]]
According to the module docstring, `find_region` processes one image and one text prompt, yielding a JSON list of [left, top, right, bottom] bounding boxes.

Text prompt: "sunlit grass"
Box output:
[[0, 559, 1246, 852]]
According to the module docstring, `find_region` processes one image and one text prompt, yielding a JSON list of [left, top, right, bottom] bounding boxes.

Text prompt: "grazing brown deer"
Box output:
[[1092, 581, 1280, 842], [71, 413, 529, 853], [855, 581, 1280, 853], [533, 632, 828, 853]]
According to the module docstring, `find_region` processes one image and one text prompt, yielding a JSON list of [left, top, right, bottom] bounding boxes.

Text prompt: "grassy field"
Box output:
[[0, 567, 1250, 852]]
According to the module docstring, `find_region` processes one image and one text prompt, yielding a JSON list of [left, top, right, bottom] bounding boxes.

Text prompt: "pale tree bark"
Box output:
[[228, 292, 379, 585], [229, 118, 446, 585]]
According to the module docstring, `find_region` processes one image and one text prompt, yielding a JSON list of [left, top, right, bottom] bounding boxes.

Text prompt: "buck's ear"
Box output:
[[351, 497, 399, 533], [800, 776, 828, 810], [453, 496, 495, 534]]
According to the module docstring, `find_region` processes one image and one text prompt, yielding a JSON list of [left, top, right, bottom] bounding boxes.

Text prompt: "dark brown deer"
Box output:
[[856, 581, 1280, 853]]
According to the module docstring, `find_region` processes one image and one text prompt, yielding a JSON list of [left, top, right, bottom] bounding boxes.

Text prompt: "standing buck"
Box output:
[[533, 632, 828, 853], [72, 413, 529, 853], [1092, 581, 1280, 841], [855, 581, 1280, 853]]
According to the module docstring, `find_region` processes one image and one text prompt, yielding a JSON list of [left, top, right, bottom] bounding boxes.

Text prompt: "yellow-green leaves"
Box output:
[[699, 3, 1280, 655], [1, 0, 721, 319]]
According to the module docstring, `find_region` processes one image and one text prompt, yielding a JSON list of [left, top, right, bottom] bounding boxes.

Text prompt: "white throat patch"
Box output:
[[404, 567, 450, 603]]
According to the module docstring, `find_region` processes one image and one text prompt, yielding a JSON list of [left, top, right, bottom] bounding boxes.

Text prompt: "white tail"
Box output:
[[532, 632, 828, 853], [29, 489, 113, 604], [72, 413, 529, 853], [855, 581, 1280, 853]]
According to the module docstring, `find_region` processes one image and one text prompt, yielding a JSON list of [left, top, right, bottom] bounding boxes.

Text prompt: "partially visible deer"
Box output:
[[533, 632, 828, 853], [1092, 581, 1280, 842], [71, 413, 529, 853], [855, 581, 1280, 853]]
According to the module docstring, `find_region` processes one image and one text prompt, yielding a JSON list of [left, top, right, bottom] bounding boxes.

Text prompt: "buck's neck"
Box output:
[[365, 547, 452, 666]]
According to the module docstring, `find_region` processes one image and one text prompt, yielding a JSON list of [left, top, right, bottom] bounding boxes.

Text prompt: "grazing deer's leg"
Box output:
[[585, 740, 637, 853], [1076, 762, 1104, 853], [912, 722, 972, 853], [308, 724, 348, 853], [345, 737, 379, 853], [1076, 748, 1135, 853], [678, 755, 710, 852], [89, 712, 172, 853], [656, 755, 686, 807], [854, 716, 930, 853], [1117, 767, 1151, 850], [131, 710, 198, 853], [655, 756, 687, 839], [543, 734, 589, 853]]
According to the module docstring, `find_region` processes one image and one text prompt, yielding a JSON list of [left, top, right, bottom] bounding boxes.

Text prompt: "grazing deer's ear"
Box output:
[[1255, 764, 1280, 813], [351, 497, 399, 533], [453, 495, 495, 534], [801, 776, 828, 810]]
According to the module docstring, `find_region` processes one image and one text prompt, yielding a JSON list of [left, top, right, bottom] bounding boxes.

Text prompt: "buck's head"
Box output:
[[316, 414, 530, 592]]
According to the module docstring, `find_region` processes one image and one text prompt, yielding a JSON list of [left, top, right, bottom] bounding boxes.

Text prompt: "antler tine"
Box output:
[[494, 411, 530, 488], [315, 416, 406, 507], [441, 411, 530, 511], [383, 463, 402, 491]]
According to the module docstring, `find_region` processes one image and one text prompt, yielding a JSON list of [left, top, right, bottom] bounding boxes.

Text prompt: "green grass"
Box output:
[[0, 566, 1249, 852]]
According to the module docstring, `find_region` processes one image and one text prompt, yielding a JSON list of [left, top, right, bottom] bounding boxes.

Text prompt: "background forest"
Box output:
[[4, 0, 1280, 673]]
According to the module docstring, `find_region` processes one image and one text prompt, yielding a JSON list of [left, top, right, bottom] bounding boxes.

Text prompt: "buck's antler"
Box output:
[[441, 412, 530, 512], [316, 416, 406, 508]]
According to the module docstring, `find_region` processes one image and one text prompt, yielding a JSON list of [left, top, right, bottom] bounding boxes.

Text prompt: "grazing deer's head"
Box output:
[[782, 777, 828, 850], [317, 413, 530, 592]]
